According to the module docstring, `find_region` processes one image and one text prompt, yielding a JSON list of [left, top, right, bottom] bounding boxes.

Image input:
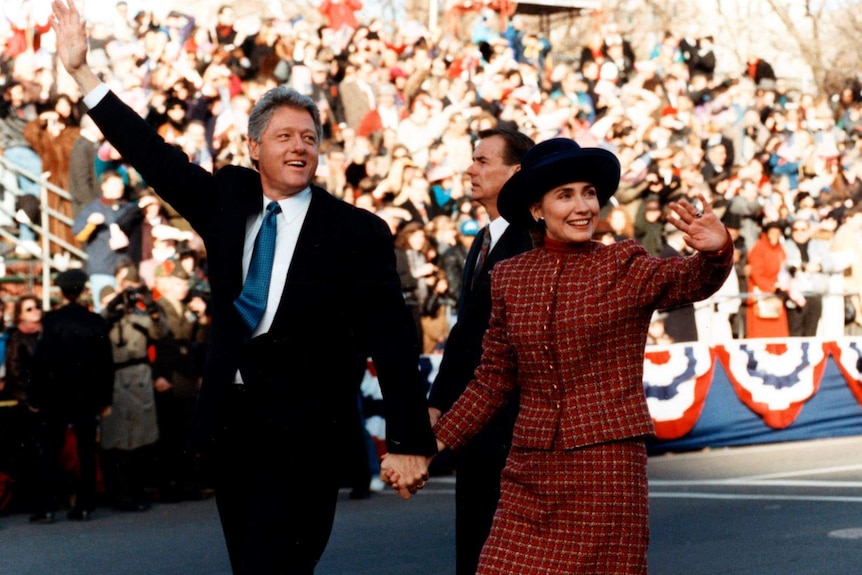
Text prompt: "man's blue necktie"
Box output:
[[234, 201, 281, 333]]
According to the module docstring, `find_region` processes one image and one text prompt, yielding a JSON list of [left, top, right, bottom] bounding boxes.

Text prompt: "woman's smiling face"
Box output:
[[530, 181, 600, 244]]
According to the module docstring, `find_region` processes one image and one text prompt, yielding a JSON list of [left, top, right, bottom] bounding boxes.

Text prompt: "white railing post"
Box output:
[[40, 180, 51, 311]]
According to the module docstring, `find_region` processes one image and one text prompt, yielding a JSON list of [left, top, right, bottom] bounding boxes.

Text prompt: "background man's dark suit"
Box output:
[[31, 298, 114, 519], [659, 238, 699, 342], [428, 224, 534, 575], [86, 91, 436, 573]]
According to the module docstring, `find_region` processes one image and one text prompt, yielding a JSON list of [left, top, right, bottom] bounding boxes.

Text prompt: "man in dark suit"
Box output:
[[659, 225, 699, 343], [30, 270, 114, 523], [52, 2, 435, 573], [427, 127, 534, 575]]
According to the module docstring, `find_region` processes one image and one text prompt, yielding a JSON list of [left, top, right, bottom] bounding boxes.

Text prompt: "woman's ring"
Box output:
[[694, 211, 703, 218]]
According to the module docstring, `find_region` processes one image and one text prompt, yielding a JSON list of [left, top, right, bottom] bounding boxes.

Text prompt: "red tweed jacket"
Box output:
[[435, 237, 733, 451]]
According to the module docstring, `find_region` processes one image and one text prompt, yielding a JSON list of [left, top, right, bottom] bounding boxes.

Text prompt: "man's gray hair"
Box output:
[[247, 86, 323, 144]]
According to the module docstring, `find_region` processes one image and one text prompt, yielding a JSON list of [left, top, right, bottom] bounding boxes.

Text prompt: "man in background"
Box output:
[[428, 126, 534, 575]]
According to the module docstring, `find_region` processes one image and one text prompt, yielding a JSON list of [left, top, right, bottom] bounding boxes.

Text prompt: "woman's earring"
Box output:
[[537, 217, 545, 223]]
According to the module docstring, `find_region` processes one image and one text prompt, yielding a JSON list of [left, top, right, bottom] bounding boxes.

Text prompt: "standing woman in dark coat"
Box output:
[[3, 294, 43, 516], [430, 139, 734, 574], [4, 294, 43, 408]]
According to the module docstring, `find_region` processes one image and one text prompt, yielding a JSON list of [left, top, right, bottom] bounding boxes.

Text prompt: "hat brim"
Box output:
[[498, 148, 621, 228]]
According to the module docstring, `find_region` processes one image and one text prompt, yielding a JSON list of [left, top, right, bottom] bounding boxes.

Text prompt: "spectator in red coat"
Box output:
[[319, 0, 363, 32]]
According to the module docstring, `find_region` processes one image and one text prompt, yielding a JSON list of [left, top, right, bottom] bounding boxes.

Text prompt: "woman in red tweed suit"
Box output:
[[432, 138, 734, 574]]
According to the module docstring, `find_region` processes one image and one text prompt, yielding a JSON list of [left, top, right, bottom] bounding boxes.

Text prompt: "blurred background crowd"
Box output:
[[0, 0, 862, 516]]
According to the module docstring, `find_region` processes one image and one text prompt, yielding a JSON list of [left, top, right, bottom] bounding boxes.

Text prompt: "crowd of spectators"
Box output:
[[1, 0, 862, 515]]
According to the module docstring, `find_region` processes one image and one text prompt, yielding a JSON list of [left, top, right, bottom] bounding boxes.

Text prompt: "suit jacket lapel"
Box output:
[[268, 187, 328, 328], [225, 175, 265, 300], [485, 224, 528, 270], [461, 226, 486, 297], [458, 224, 532, 319]]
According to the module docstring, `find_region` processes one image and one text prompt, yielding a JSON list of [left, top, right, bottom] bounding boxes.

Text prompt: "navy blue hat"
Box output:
[[55, 269, 88, 293], [498, 138, 621, 228]]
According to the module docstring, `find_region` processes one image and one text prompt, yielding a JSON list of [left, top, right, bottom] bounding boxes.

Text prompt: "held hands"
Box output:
[[380, 417, 450, 500], [666, 194, 730, 253], [379, 453, 431, 500]]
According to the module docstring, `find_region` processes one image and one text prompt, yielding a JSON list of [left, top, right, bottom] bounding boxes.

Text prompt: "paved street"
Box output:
[[2, 436, 861, 574]]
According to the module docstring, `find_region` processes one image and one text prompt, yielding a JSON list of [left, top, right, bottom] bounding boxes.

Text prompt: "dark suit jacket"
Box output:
[[31, 303, 114, 419], [659, 243, 699, 343], [428, 224, 533, 450], [87, 91, 436, 456]]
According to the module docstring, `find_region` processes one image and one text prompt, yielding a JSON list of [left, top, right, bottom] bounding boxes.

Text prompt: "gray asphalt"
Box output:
[[2, 435, 861, 574]]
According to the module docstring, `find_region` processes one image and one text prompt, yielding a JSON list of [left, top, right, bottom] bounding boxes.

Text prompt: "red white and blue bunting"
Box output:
[[643, 343, 715, 439], [713, 339, 829, 429], [364, 339, 862, 444], [824, 338, 862, 408]]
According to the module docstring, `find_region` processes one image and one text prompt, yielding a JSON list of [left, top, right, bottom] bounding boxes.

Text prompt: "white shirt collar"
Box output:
[[269, 187, 312, 224], [487, 216, 510, 251]]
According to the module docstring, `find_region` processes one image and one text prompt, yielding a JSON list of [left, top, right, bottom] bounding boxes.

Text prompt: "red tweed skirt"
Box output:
[[476, 439, 649, 575]]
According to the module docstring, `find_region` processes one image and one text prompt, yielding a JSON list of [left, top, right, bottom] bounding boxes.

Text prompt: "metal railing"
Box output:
[[671, 289, 856, 341], [0, 154, 88, 309]]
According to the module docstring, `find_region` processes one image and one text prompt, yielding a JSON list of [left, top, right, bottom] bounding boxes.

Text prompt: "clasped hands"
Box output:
[[379, 453, 433, 500], [380, 409, 450, 500]]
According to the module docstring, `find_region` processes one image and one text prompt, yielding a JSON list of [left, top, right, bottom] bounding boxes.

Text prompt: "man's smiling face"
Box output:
[[249, 106, 320, 199]]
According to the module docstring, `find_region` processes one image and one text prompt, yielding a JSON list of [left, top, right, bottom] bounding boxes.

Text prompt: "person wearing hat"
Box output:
[[53, 3, 434, 571], [426, 126, 535, 575], [29, 269, 114, 522], [430, 137, 734, 573]]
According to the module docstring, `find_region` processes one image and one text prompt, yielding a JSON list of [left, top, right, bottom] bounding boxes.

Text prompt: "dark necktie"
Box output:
[[471, 225, 491, 289], [234, 201, 281, 333]]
